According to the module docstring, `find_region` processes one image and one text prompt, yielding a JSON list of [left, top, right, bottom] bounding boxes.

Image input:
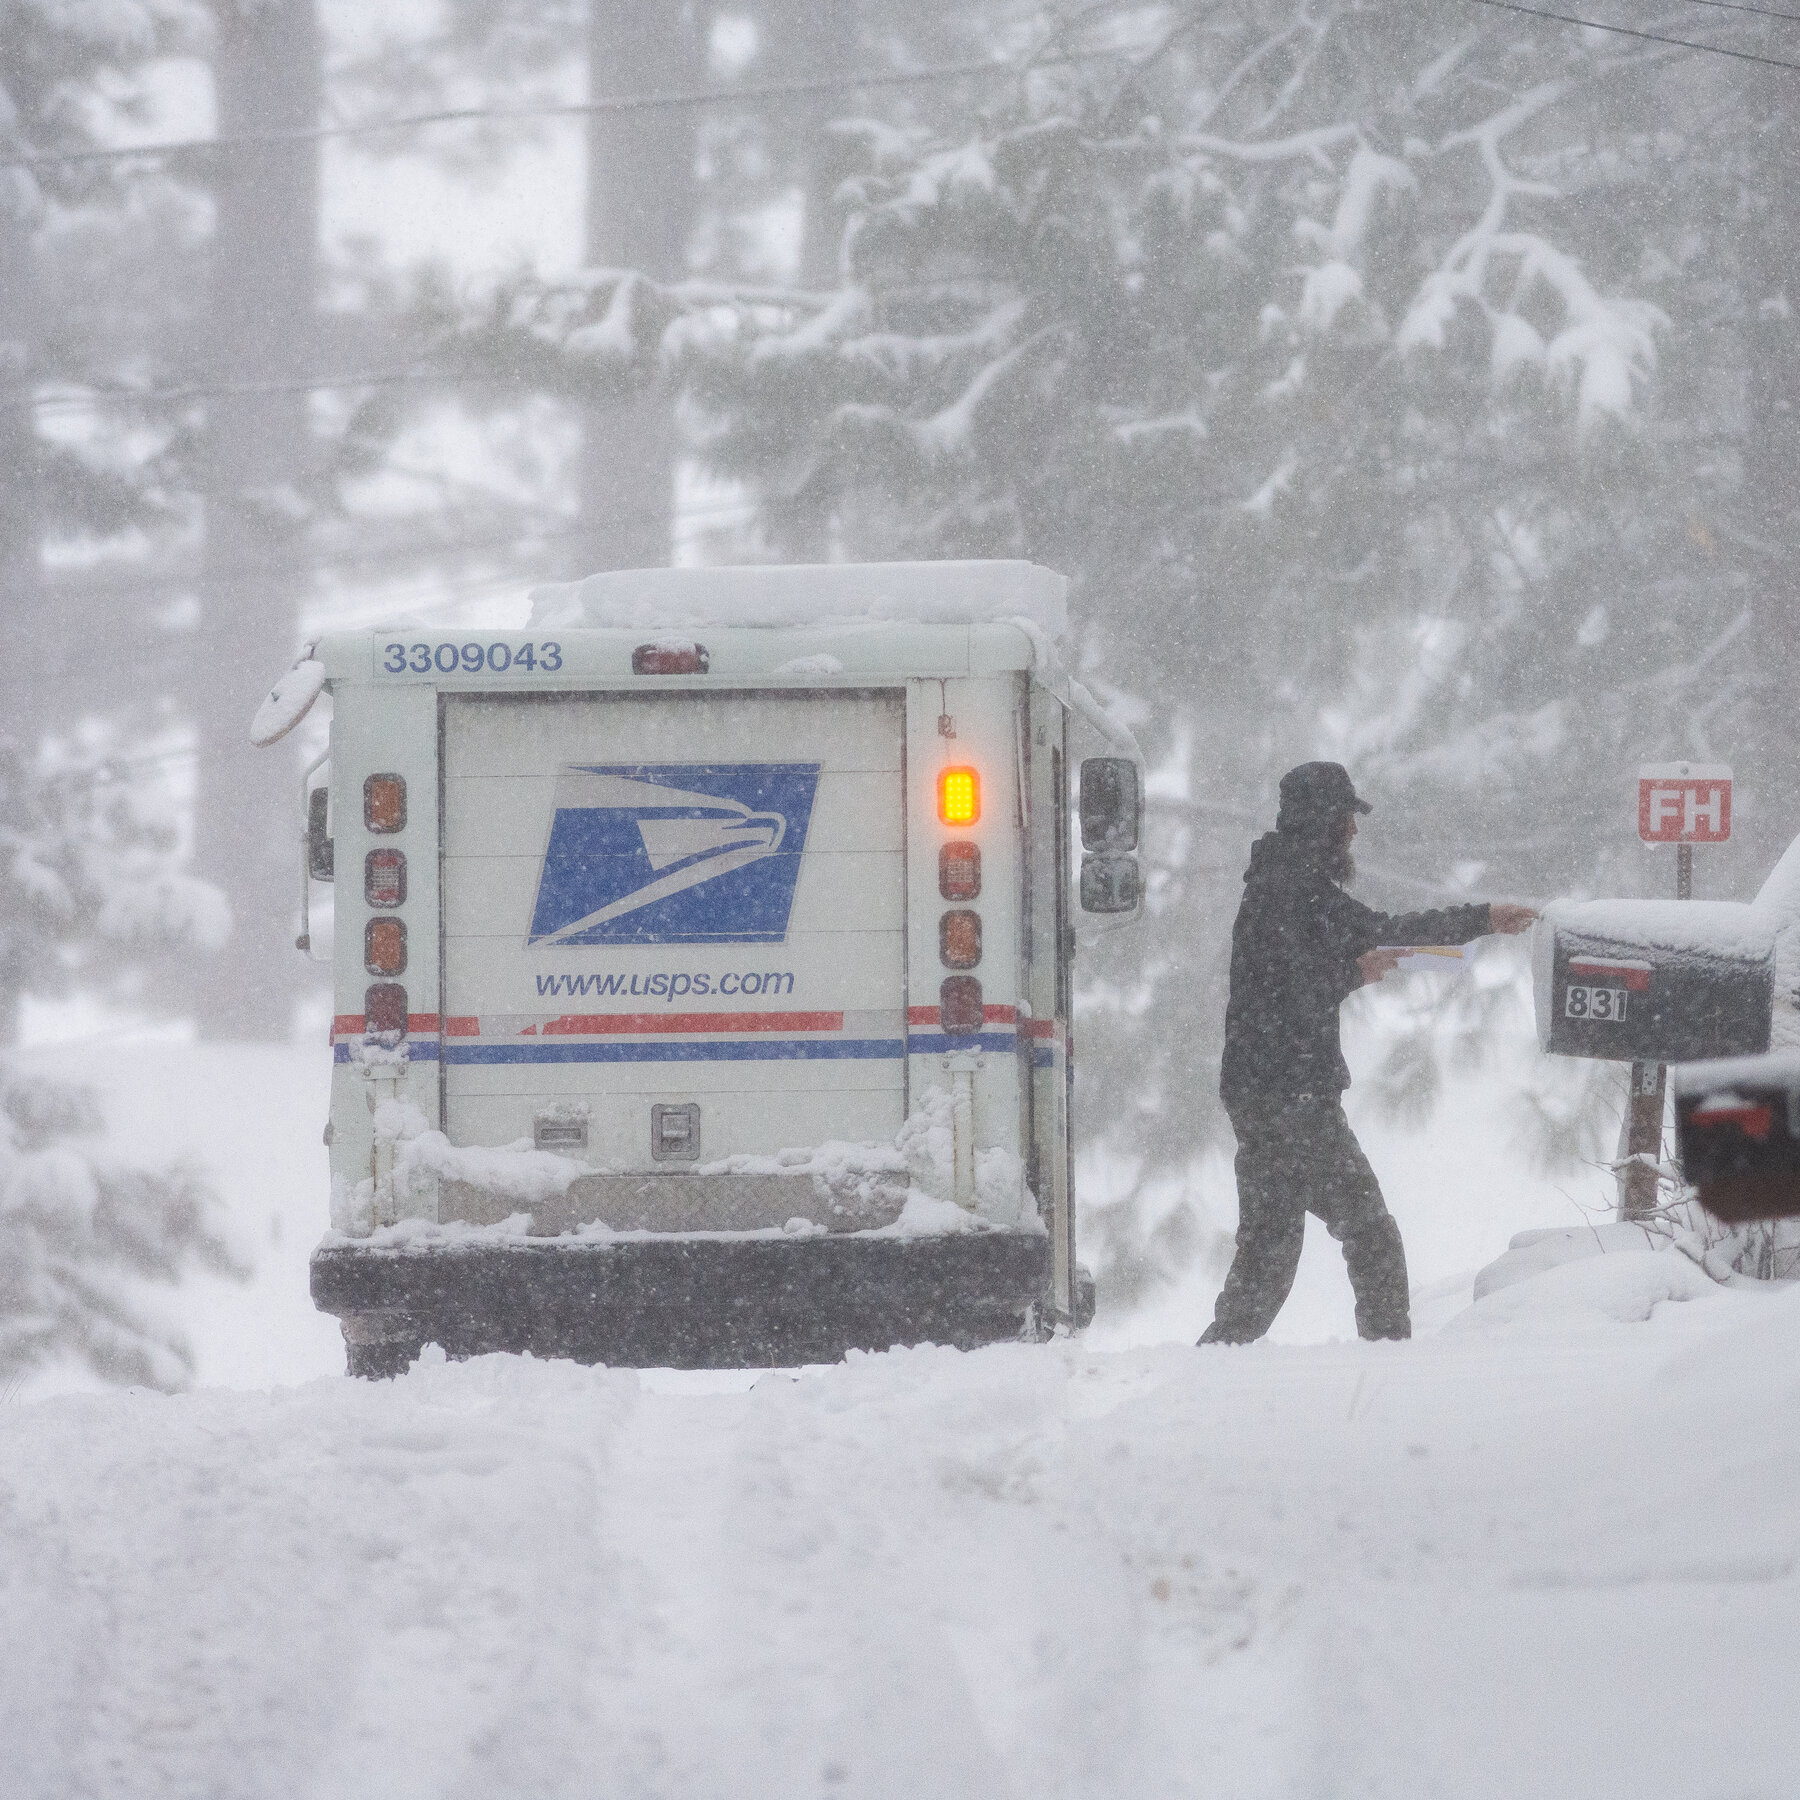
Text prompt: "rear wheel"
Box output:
[[1074, 1265, 1097, 1329]]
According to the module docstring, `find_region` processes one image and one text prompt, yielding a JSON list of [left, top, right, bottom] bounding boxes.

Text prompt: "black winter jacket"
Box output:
[[1218, 830, 1491, 1108]]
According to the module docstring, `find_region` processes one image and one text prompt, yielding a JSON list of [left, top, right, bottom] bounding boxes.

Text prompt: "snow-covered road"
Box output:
[[6, 1256, 1799, 1800]]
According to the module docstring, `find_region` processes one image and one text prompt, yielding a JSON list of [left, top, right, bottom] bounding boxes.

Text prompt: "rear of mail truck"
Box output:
[[303, 562, 1104, 1373]]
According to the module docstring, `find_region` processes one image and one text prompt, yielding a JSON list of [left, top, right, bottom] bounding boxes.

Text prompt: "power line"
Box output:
[[4, 47, 1127, 176], [1455, 0, 1800, 69], [30, 364, 480, 414], [40, 491, 760, 607], [26, 495, 768, 693]]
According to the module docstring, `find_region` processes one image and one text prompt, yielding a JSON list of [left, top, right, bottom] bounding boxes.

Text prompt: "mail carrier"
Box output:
[[255, 561, 1142, 1374]]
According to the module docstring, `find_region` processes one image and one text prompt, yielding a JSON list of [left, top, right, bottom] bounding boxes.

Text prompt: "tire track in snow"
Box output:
[[0, 1359, 638, 1800]]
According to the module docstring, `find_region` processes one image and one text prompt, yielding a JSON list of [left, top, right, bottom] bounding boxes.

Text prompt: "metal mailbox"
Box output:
[[1534, 900, 1775, 1064], [1673, 1052, 1800, 1222]]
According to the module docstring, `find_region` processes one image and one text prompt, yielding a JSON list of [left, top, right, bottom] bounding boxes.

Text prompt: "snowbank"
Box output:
[[1450, 1246, 1718, 1330], [1471, 1222, 1668, 1299], [7, 1283, 1800, 1798]]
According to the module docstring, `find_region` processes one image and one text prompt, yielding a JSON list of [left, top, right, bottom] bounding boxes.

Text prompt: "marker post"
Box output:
[[1619, 764, 1732, 1219]]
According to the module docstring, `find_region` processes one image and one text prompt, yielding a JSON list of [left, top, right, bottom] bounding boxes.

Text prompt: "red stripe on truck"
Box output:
[[906, 1004, 1017, 1026], [331, 1013, 440, 1036], [534, 1011, 845, 1036]]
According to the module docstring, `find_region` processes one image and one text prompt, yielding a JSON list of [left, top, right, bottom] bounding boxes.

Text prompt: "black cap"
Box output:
[[1276, 761, 1371, 836]]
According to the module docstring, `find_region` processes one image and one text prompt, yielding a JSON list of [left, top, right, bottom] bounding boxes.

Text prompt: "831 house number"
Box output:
[[1565, 984, 1629, 1022]]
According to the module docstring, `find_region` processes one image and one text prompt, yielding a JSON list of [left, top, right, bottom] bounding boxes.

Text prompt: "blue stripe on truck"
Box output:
[[443, 1037, 906, 1065]]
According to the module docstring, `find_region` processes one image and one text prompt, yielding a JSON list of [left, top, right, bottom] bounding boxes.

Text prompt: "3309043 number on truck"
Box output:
[[250, 561, 1144, 1375]]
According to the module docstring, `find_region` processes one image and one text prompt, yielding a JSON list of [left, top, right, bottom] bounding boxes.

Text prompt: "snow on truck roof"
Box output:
[[528, 560, 1068, 637]]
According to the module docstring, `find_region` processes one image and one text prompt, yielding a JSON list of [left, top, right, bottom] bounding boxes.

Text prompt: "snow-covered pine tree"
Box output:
[[0, 738, 240, 1391], [391, 1, 1791, 1310], [661, 2, 1793, 1306], [3, 3, 245, 1386]]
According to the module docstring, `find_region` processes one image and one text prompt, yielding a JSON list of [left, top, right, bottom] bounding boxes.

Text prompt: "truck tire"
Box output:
[[1074, 1265, 1098, 1330]]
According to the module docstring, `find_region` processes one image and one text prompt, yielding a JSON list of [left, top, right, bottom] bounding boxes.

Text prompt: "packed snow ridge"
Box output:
[[9, 1269, 1800, 1798]]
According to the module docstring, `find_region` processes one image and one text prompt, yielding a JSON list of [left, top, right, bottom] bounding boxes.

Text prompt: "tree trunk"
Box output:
[[193, 0, 320, 1039], [751, 0, 858, 562], [1743, 87, 1800, 874], [758, 0, 858, 289], [0, 179, 46, 779], [581, 2, 701, 573]]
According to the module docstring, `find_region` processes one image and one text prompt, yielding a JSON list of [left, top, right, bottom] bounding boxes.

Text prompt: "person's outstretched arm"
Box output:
[[1346, 898, 1537, 986]]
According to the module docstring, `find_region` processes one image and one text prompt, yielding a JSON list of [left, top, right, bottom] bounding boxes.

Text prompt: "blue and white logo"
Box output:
[[528, 763, 821, 946]]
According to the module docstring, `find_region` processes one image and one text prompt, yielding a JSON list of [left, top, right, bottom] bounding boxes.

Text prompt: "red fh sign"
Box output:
[[1638, 762, 1732, 844]]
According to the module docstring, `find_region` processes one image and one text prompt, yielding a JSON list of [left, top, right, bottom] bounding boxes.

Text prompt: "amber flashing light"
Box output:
[[938, 766, 979, 826]]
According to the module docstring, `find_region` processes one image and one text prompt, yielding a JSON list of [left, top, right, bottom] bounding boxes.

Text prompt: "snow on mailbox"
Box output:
[[1638, 762, 1732, 845], [1534, 898, 1775, 1064]]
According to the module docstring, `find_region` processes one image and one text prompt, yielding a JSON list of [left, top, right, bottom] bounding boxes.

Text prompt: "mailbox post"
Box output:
[[1622, 763, 1734, 1218]]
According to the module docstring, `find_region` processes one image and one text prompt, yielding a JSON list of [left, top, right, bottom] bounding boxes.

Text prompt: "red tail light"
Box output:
[[633, 643, 710, 675], [365, 848, 406, 907], [940, 976, 983, 1034], [939, 841, 981, 900], [364, 773, 406, 834], [364, 983, 407, 1035], [939, 910, 982, 969], [365, 917, 407, 976]]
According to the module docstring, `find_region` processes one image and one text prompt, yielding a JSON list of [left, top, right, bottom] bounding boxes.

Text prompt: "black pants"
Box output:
[[1201, 1095, 1410, 1344]]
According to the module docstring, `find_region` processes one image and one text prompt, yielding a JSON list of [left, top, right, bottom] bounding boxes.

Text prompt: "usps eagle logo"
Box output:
[[527, 764, 821, 946]]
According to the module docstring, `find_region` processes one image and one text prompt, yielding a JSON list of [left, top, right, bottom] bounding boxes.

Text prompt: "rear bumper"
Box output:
[[312, 1231, 1071, 1371]]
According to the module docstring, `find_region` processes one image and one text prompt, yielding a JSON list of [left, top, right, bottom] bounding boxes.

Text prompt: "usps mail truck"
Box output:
[[254, 561, 1142, 1374]]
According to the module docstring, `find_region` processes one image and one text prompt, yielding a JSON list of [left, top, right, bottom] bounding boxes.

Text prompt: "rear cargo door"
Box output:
[[440, 691, 905, 1165]]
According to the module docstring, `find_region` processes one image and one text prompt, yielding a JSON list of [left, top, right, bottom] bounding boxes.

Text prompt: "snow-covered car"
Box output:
[[254, 560, 1142, 1374]]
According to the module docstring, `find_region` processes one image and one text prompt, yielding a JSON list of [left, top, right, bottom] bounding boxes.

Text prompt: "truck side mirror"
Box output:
[[1079, 757, 1141, 852], [307, 786, 334, 882], [1080, 852, 1140, 914]]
